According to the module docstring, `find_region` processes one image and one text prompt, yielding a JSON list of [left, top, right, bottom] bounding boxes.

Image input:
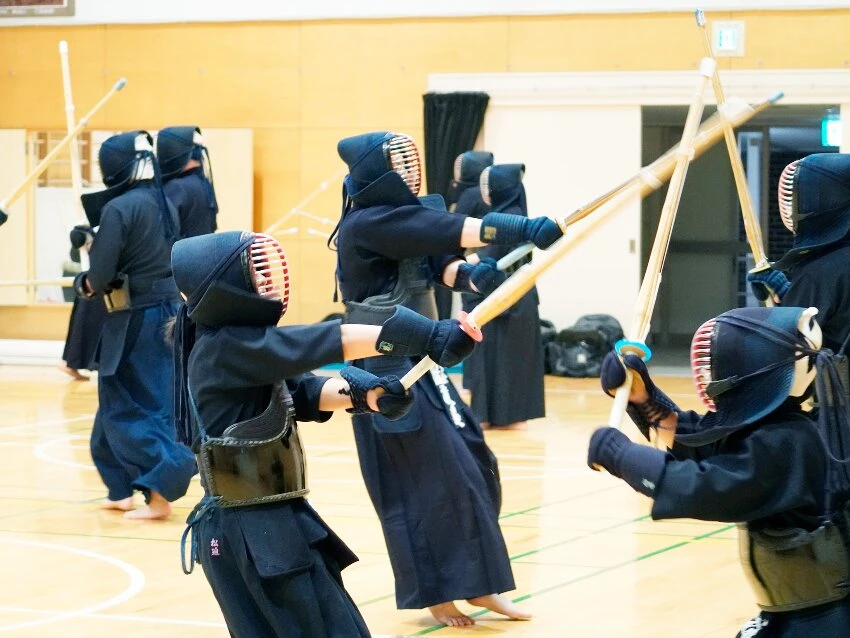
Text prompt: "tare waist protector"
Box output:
[[198, 386, 308, 508], [738, 515, 850, 612]]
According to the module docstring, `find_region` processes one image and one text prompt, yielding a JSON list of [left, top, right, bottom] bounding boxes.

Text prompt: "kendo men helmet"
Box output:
[[172, 231, 290, 327], [100, 130, 155, 187], [447, 150, 494, 207], [80, 131, 159, 227], [480, 163, 526, 209], [774, 153, 850, 269], [156, 126, 208, 181], [337, 131, 422, 200], [683, 306, 822, 444]]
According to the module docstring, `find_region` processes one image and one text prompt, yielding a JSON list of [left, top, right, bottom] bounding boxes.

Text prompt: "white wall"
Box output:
[[482, 105, 642, 331], [0, 0, 846, 26]]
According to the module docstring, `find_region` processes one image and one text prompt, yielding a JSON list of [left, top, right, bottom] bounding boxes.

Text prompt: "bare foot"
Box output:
[[428, 601, 474, 627], [123, 491, 172, 520], [480, 421, 491, 430], [467, 594, 532, 620], [58, 364, 88, 381], [100, 497, 134, 511]]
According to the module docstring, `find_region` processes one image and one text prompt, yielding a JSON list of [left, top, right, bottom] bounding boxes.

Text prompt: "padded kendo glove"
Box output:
[[376, 306, 478, 367], [746, 267, 790, 303], [72, 272, 94, 299], [455, 258, 506, 295], [339, 366, 412, 419], [479, 213, 563, 250], [587, 427, 666, 497], [600, 352, 679, 441]]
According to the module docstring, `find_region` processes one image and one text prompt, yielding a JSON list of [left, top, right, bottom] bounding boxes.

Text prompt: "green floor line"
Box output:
[[411, 523, 735, 635], [356, 593, 396, 606], [498, 486, 617, 521]]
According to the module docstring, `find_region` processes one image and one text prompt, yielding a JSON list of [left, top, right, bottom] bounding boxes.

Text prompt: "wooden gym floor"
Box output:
[[0, 364, 757, 637]]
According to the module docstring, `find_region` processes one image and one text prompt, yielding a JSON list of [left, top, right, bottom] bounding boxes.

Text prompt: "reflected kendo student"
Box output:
[[156, 125, 218, 238], [589, 306, 850, 637], [74, 130, 195, 520], [332, 131, 564, 626], [173, 230, 479, 638]]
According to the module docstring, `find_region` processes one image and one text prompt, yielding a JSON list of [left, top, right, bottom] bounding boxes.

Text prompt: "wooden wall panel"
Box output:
[[731, 11, 850, 69], [299, 18, 509, 130], [202, 128, 253, 233], [253, 126, 300, 230], [0, 27, 108, 129], [507, 14, 706, 72], [0, 304, 71, 339]]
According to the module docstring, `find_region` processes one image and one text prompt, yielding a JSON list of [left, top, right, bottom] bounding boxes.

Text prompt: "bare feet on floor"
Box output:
[[428, 602, 474, 627], [101, 496, 134, 511], [467, 594, 532, 620], [58, 364, 88, 381], [123, 491, 172, 520]]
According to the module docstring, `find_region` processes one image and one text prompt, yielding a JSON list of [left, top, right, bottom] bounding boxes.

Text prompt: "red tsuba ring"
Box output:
[[458, 311, 484, 342]]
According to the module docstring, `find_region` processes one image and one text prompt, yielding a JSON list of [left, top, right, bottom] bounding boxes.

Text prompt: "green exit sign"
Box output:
[[713, 21, 745, 57], [822, 116, 842, 147]]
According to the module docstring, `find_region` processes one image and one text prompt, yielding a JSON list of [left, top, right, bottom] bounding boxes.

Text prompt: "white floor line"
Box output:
[[33, 434, 96, 470], [0, 538, 145, 633]]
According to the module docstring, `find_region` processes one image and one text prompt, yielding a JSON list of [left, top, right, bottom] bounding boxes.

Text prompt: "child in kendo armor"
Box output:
[[172, 230, 479, 638], [589, 306, 850, 638]]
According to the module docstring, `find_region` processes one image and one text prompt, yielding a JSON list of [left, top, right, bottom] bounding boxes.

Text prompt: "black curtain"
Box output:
[[423, 91, 490, 318]]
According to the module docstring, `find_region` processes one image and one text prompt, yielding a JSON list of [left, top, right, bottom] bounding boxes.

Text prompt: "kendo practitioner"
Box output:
[[74, 131, 195, 520], [156, 125, 218, 238], [446, 150, 494, 217], [747, 153, 850, 353], [462, 164, 545, 430], [59, 224, 108, 380], [172, 230, 479, 638], [589, 306, 850, 637], [444, 150, 494, 332], [333, 131, 564, 626]]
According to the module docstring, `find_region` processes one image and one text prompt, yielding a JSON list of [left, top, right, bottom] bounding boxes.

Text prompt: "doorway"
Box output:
[[642, 104, 840, 365]]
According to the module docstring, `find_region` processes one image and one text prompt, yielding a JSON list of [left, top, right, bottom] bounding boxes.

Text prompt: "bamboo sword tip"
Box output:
[[115, 78, 128, 90], [694, 9, 706, 27], [768, 91, 785, 104], [59, 40, 68, 53]]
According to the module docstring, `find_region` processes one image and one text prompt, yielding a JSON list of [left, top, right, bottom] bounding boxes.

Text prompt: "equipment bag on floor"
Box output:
[[545, 314, 624, 378]]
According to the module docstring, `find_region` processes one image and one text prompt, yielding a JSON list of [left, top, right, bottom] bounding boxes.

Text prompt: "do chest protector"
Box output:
[[196, 384, 308, 508], [738, 504, 850, 612], [343, 257, 437, 325]]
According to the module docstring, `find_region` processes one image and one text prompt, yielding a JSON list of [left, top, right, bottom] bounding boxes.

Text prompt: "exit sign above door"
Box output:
[[712, 21, 745, 57]]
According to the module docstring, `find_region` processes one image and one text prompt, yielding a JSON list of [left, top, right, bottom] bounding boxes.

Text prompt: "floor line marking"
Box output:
[[0, 537, 145, 633]]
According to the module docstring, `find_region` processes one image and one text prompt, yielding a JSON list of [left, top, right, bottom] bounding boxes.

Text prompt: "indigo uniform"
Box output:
[[463, 164, 545, 428], [164, 166, 218, 238], [335, 136, 516, 608], [589, 307, 850, 638], [86, 181, 195, 502], [172, 230, 473, 636], [780, 243, 850, 352], [184, 322, 370, 638]]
